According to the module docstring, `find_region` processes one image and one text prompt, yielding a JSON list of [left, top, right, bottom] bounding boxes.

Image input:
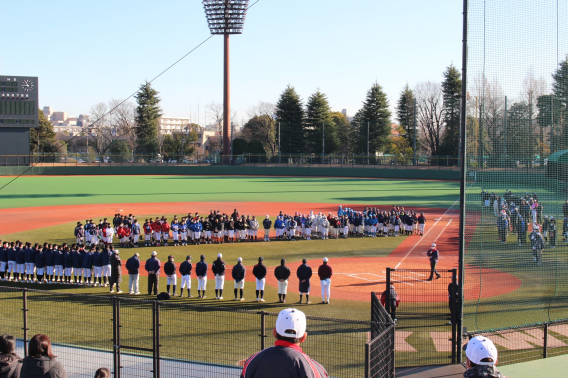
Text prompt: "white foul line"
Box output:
[[394, 198, 459, 269], [435, 219, 453, 242]]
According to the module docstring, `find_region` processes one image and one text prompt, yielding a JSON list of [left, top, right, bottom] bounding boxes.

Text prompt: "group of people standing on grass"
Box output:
[[484, 189, 568, 265], [139, 251, 334, 305], [72, 205, 427, 248]]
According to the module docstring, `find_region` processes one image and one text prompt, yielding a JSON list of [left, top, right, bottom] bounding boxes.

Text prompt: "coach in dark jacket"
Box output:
[[109, 250, 122, 293], [426, 243, 441, 281], [125, 253, 141, 295], [274, 259, 291, 303], [232, 257, 246, 301], [296, 259, 313, 304], [145, 251, 161, 295]]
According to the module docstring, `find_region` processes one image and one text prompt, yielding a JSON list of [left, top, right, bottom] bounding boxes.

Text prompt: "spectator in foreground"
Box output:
[[463, 336, 508, 378], [94, 367, 110, 378], [0, 334, 22, 378], [240, 308, 328, 378], [21, 334, 67, 378]]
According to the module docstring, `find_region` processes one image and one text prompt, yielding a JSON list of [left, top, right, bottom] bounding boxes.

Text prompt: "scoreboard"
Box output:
[[0, 75, 39, 128], [0, 75, 39, 165]]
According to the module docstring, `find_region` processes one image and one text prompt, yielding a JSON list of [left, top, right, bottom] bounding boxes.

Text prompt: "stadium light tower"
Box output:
[[203, 0, 249, 163]]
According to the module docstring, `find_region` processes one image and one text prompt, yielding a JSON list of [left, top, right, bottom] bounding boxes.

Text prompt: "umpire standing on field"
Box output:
[[145, 251, 161, 295], [426, 243, 441, 281], [296, 259, 312, 304]]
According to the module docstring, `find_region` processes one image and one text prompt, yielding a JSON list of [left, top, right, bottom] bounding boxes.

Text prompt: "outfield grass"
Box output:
[[0, 175, 459, 209]]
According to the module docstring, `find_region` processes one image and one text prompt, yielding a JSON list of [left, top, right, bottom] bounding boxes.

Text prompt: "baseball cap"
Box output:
[[323, 257, 328, 262], [237, 257, 242, 262], [276, 308, 307, 339], [431, 243, 436, 247], [218, 253, 222, 258], [151, 251, 157, 256], [115, 250, 120, 254], [463, 336, 498, 365]]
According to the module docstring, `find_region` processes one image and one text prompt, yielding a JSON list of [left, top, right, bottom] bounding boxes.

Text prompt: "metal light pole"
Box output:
[[322, 122, 325, 162], [278, 122, 281, 164], [203, 0, 249, 164], [367, 121, 370, 165], [413, 99, 417, 165]]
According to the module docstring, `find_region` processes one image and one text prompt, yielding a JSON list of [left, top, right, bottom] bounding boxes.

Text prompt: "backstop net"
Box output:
[[465, 0, 568, 332]]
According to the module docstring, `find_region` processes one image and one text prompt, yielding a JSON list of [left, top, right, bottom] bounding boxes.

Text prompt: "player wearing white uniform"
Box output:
[[196, 255, 208, 298], [212, 253, 226, 300], [232, 257, 246, 301], [253, 257, 267, 302], [164, 255, 177, 296], [274, 259, 291, 303], [417, 213, 426, 236], [249, 216, 259, 241], [318, 257, 333, 304], [179, 255, 193, 297]]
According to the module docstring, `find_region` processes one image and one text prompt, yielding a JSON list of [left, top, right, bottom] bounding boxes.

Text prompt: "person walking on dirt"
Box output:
[[426, 243, 442, 281]]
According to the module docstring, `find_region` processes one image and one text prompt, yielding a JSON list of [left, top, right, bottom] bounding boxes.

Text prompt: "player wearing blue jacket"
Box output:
[[24, 243, 36, 282], [63, 246, 73, 284], [195, 255, 208, 298], [15, 243, 25, 282], [44, 245, 55, 283], [72, 247, 84, 284], [6, 243, 16, 281], [82, 248, 94, 286], [179, 255, 193, 297], [0, 241, 8, 281], [34, 247, 45, 283], [53, 246, 64, 283], [92, 248, 103, 286], [101, 247, 113, 287]]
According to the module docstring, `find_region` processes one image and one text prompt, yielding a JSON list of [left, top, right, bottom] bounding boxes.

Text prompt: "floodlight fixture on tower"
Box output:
[[203, 0, 249, 163]]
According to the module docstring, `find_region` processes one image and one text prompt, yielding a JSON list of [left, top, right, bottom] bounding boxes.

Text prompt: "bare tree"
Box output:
[[89, 102, 113, 154], [522, 70, 547, 153], [247, 101, 276, 119], [109, 99, 137, 149], [207, 101, 238, 152], [415, 81, 445, 155]]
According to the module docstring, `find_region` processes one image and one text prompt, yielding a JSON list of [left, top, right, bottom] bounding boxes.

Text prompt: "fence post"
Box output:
[[113, 297, 121, 378], [22, 289, 29, 357], [451, 269, 458, 364], [543, 324, 548, 359], [364, 343, 370, 378], [259, 311, 267, 351], [386, 268, 392, 319], [154, 301, 161, 378]]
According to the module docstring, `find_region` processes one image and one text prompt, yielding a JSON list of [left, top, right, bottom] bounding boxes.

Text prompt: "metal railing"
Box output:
[[0, 286, 380, 378], [0, 153, 461, 170], [366, 292, 396, 378]]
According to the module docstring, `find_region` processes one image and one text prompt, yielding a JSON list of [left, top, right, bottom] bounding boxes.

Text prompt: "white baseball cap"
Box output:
[[276, 308, 307, 338], [218, 253, 222, 258], [323, 257, 328, 262], [431, 243, 436, 247], [463, 336, 498, 365], [237, 257, 242, 262], [115, 250, 120, 254], [151, 251, 157, 256]]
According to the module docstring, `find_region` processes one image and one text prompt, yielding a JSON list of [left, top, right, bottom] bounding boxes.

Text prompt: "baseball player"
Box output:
[[161, 218, 170, 246], [6, 242, 16, 281], [44, 244, 55, 283], [203, 217, 212, 244], [82, 247, 94, 286], [131, 220, 141, 247], [417, 212, 426, 236], [0, 241, 7, 281], [74, 223, 84, 245], [34, 244, 46, 284], [196, 255, 208, 298], [24, 242, 36, 282], [250, 216, 259, 241], [274, 258, 291, 303], [63, 246, 73, 284], [296, 259, 313, 304], [253, 257, 267, 302], [179, 255, 193, 297], [53, 245, 64, 283], [164, 255, 177, 296], [212, 253, 226, 300], [194, 217, 203, 245], [92, 247, 103, 286], [180, 218, 189, 246], [171, 219, 180, 246], [152, 218, 161, 246], [72, 245, 83, 284], [263, 215, 272, 241], [15, 242, 25, 282], [232, 257, 246, 301], [318, 257, 333, 304], [426, 243, 442, 280]]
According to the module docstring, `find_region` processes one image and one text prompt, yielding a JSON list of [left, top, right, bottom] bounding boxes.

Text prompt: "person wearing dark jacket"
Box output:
[[426, 243, 441, 281], [212, 253, 226, 300], [71, 247, 83, 285], [318, 257, 333, 304], [24, 243, 36, 283], [81, 248, 94, 286], [0, 334, 22, 378], [20, 334, 67, 378], [179, 256, 193, 298], [296, 259, 313, 304], [164, 255, 177, 296], [448, 278, 459, 325], [101, 247, 113, 287], [196, 255, 208, 298], [262, 215, 272, 241], [109, 250, 122, 294], [34, 247, 46, 284], [232, 257, 246, 301], [253, 257, 268, 302], [380, 284, 399, 321], [274, 259, 291, 303], [53, 246, 64, 283], [145, 251, 161, 295], [240, 308, 328, 378], [43, 246, 55, 284], [125, 253, 141, 295], [62, 247, 73, 285]]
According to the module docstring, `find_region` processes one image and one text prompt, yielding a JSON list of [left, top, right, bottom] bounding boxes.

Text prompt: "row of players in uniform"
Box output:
[[73, 206, 427, 247], [0, 241, 119, 285]]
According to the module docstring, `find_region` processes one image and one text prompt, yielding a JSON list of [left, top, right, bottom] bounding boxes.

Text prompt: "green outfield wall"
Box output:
[[0, 165, 459, 180]]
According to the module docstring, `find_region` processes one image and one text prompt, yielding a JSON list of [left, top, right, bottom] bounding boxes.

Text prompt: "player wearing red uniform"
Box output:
[[161, 219, 171, 247]]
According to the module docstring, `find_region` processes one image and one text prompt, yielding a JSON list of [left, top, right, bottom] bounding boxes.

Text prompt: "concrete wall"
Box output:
[[0, 165, 459, 180]]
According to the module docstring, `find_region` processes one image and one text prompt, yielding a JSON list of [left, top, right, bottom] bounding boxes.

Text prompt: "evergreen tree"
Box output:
[[304, 90, 338, 154], [30, 109, 58, 153], [439, 64, 462, 156], [332, 111, 356, 154], [135, 82, 162, 154], [357, 83, 391, 154], [396, 84, 416, 143], [275, 86, 304, 153], [552, 58, 568, 151]]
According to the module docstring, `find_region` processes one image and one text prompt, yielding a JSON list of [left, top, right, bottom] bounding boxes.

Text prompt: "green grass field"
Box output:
[[0, 175, 459, 209]]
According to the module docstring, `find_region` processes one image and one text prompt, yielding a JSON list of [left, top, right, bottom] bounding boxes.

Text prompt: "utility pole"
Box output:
[[322, 122, 325, 162], [413, 98, 417, 165], [278, 122, 281, 164], [367, 121, 370, 165]]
